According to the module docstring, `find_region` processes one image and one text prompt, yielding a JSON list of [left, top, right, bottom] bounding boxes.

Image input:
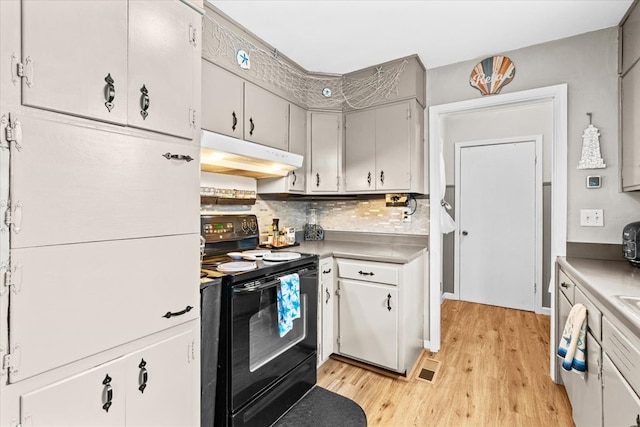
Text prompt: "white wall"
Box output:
[[428, 27, 640, 244]]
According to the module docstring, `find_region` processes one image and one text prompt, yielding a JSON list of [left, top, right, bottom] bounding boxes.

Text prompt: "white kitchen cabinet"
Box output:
[[8, 113, 199, 249], [202, 60, 244, 139], [603, 354, 640, 427], [621, 60, 640, 191], [257, 103, 307, 194], [344, 100, 423, 193], [309, 111, 341, 193], [336, 257, 424, 374], [244, 82, 289, 151], [19, 0, 199, 140], [20, 326, 198, 427], [127, 0, 200, 139], [318, 257, 335, 366], [338, 278, 399, 370]]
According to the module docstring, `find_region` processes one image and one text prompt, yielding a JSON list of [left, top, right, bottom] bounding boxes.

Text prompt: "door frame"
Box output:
[[427, 84, 567, 384], [453, 135, 543, 312]]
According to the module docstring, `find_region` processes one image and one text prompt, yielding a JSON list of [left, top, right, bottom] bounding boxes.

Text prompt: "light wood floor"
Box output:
[[317, 299, 574, 427]]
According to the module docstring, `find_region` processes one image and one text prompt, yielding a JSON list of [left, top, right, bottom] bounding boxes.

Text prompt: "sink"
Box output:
[[615, 295, 640, 317]]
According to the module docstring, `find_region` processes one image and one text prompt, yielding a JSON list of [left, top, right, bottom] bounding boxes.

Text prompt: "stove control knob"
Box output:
[[249, 220, 257, 233], [241, 220, 249, 233]]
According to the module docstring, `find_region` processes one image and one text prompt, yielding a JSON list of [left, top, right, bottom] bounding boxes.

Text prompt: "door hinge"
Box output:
[[534, 282, 537, 293], [10, 54, 33, 87], [189, 25, 197, 47], [0, 261, 22, 296], [188, 339, 196, 362], [335, 288, 340, 297], [407, 106, 412, 119], [336, 337, 341, 346], [189, 107, 197, 128], [4, 200, 23, 234], [2, 345, 21, 376], [1, 113, 23, 151]]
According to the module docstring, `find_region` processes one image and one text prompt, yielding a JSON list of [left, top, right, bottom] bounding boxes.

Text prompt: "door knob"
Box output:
[[462, 230, 468, 236]]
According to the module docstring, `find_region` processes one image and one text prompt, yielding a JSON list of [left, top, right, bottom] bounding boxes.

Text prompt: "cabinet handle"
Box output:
[[322, 268, 332, 274], [291, 170, 297, 186], [162, 152, 194, 162], [380, 170, 385, 185], [138, 358, 148, 394], [358, 270, 375, 276], [325, 287, 330, 304], [104, 73, 115, 112], [316, 173, 320, 187], [249, 117, 255, 136], [140, 84, 150, 120], [232, 111, 237, 131], [163, 305, 193, 319], [102, 374, 113, 412], [560, 282, 569, 288], [367, 172, 372, 186], [386, 293, 392, 311]]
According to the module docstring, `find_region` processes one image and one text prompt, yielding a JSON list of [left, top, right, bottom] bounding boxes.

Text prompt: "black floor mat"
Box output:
[[273, 386, 367, 427]]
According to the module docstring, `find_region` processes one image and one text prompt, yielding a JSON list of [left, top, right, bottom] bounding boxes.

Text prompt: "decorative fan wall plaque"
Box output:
[[469, 56, 516, 96]]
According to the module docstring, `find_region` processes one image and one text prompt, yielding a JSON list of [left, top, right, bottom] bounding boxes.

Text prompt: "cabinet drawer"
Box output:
[[558, 269, 575, 304], [603, 317, 640, 398], [9, 235, 199, 383], [575, 287, 602, 341], [319, 258, 334, 282], [337, 259, 400, 285]]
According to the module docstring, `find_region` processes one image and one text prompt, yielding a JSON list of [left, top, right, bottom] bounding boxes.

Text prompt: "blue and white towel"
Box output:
[[276, 273, 300, 337], [557, 303, 587, 373]]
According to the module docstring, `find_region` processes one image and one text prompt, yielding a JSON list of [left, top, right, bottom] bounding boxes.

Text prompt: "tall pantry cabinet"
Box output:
[[0, 1, 203, 425]]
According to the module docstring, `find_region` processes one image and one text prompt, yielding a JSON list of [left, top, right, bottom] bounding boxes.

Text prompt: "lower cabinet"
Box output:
[[602, 354, 640, 427], [335, 257, 424, 374], [318, 257, 335, 366], [20, 326, 198, 427]]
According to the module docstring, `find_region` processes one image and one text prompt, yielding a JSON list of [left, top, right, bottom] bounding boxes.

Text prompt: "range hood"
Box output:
[[200, 130, 303, 178]]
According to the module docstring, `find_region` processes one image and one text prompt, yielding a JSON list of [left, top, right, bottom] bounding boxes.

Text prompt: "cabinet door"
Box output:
[[338, 279, 398, 370], [10, 114, 199, 248], [126, 328, 198, 427], [201, 61, 244, 138], [603, 354, 640, 427], [244, 83, 289, 151], [564, 333, 602, 427], [128, 0, 198, 139], [21, 0, 128, 124], [319, 258, 335, 365], [375, 102, 411, 191], [310, 112, 340, 192], [21, 358, 126, 426], [9, 235, 200, 383], [344, 109, 376, 192], [621, 62, 640, 191], [288, 103, 307, 192]]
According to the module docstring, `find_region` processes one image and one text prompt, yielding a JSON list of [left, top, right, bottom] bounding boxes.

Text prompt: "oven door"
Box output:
[[229, 264, 318, 412]]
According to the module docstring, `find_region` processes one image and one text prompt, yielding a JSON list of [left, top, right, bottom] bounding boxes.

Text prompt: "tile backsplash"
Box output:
[[202, 197, 429, 236]]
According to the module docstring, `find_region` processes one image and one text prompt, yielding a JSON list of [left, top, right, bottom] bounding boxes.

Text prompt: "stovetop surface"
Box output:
[[201, 251, 318, 283]]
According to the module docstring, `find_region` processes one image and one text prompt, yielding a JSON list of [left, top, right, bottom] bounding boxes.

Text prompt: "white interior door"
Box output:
[[456, 138, 540, 311]]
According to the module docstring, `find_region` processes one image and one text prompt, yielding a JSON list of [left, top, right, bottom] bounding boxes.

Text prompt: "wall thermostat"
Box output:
[[586, 175, 601, 188]]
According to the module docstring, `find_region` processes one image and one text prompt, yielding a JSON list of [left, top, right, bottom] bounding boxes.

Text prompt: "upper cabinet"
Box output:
[[310, 112, 341, 193], [621, 2, 640, 191], [202, 60, 244, 139], [201, 61, 290, 151], [19, 0, 200, 141], [345, 100, 424, 193]]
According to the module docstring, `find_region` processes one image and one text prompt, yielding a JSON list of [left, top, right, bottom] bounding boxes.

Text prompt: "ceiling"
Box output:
[[209, 0, 633, 74]]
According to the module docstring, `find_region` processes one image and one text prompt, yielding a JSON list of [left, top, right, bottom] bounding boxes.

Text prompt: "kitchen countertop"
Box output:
[[558, 257, 640, 337], [295, 239, 427, 264]]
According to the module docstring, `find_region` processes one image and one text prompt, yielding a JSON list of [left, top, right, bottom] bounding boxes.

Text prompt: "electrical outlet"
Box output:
[[580, 209, 604, 227], [403, 210, 412, 223]]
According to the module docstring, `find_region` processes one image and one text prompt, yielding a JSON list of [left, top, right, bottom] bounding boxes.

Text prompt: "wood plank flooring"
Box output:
[[317, 299, 574, 427]]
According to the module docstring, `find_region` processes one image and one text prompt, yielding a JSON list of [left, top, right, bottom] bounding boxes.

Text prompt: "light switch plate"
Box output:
[[580, 209, 604, 227]]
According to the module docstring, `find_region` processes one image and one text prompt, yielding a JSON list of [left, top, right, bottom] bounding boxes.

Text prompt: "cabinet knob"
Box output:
[[291, 170, 297, 186], [162, 305, 193, 319], [322, 268, 332, 274], [325, 287, 331, 304], [138, 358, 148, 394], [249, 117, 255, 136], [386, 293, 392, 311], [316, 173, 320, 187], [358, 270, 374, 276], [232, 111, 237, 131], [560, 282, 569, 289], [162, 152, 194, 163], [462, 230, 469, 236], [140, 84, 150, 120], [104, 73, 115, 112], [380, 170, 385, 185], [367, 172, 372, 186]]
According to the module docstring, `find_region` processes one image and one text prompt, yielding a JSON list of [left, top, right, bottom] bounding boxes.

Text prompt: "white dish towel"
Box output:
[[557, 303, 587, 374]]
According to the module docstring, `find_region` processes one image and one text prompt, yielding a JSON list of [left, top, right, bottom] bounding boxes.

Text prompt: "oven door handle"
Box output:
[[233, 278, 282, 294]]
